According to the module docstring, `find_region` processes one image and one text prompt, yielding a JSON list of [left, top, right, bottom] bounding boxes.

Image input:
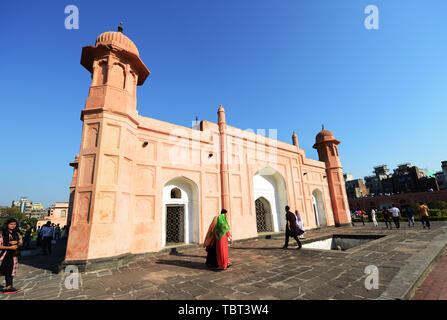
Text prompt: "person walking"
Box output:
[[55, 225, 61, 241], [351, 211, 356, 227], [383, 207, 392, 230], [36, 226, 42, 247], [418, 202, 431, 229], [294, 210, 305, 239], [389, 204, 401, 229], [371, 208, 378, 227], [61, 226, 68, 239], [357, 209, 365, 226], [40, 222, 54, 255], [23, 223, 32, 248], [0, 218, 22, 294], [406, 206, 415, 227], [282, 206, 302, 250], [215, 209, 232, 270]]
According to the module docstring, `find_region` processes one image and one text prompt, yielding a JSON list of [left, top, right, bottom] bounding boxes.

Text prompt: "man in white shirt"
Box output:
[[40, 221, 54, 255], [371, 208, 378, 227], [389, 204, 401, 229]]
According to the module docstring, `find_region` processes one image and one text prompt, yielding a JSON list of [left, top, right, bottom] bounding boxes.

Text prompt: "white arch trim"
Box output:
[[253, 167, 288, 232], [162, 176, 199, 247]]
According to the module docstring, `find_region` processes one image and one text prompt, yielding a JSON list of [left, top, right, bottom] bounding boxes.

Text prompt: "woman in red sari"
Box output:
[[214, 209, 232, 270], [203, 215, 218, 268]]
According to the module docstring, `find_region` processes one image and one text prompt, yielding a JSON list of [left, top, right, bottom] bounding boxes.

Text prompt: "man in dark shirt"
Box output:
[[406, 206, 415, 227], [23, 223, 32, 248], [282, 206, 302, 249]]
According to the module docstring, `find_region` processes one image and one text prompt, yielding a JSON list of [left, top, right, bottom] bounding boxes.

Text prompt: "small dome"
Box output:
[[315, 128, 335, 144], [95, 31, 139, 56]]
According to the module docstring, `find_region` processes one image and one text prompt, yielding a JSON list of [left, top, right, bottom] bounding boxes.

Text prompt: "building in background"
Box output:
[[435, 161, 447, 190], [344, 173, 369, 199], [348, 161, 446, 211], [363, 163, 438, 196], [345, 179, 370, 199], [349, 189, 447, 212], [343, 173, 354, 182], [364, 165, 391, 195], [37, 202, 69, 228], [11, 197, 47, 218], [11, 201, 21, 208]]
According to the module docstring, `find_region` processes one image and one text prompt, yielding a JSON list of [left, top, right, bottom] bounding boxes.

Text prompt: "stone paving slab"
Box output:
[[1, 221, 447, 300]]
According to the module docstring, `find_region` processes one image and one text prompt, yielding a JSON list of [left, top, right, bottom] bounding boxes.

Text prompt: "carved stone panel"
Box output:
[[76, 191, 91, 223]]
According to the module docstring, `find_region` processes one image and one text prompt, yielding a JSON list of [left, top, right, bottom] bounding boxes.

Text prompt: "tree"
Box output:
[[0, 207, 27, 228]]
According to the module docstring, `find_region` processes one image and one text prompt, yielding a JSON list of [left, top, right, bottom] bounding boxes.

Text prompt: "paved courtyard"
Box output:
[[2, 221, 447, 300]]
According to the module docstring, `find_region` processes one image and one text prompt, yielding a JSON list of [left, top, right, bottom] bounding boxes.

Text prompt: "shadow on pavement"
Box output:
[[230, 246, 284, 251], [18, 239, 67, 274], [155, 259, 222, 272]]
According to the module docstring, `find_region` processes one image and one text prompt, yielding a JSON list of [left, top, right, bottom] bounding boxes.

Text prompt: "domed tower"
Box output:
[[64, 26, 150, 270], [81, 26, 150, 116], [313, 126, 351, 226]]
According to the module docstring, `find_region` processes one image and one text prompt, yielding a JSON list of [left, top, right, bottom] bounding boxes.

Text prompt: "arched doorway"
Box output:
[[312, 189, 327, 227], [162, 177, 199, 247], [255, 197, 273, 232], [253, 167, 288, 232]]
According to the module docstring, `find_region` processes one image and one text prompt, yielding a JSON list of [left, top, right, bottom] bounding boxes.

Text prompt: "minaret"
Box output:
[[292, 131, 298, 147], [67, 154, 79, 228], [218, 105, 231, 218], [64, 26, 150, 269], [81, 24, 150, 118], [313, 126, 351, 226]]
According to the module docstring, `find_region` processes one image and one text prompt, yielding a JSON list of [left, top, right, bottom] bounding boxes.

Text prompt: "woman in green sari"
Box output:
[[214, 209, 232, 270]]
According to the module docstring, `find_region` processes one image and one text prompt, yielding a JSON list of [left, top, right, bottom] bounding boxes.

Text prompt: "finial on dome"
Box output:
[[118, 21, 123, 33], [322, 124, 324, 130]]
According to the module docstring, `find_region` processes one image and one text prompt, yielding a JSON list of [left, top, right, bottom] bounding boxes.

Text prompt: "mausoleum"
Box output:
[[64, 27, 351, 270]]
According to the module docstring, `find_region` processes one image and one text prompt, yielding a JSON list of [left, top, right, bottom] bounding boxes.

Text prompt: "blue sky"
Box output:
[[1, 0, 446, 207]]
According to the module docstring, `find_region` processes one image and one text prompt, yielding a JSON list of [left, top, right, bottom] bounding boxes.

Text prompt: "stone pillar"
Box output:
[[218, 105, 231, 221]]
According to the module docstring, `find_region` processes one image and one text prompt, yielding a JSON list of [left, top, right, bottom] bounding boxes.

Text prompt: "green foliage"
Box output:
[[429, 209, 441, 217], [427, 201, 447, 210], [0, 207, 28, 229]]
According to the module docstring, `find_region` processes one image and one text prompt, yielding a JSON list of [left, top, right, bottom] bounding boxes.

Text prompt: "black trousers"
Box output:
[[284, 229, 302, 248], [1, 251, 14, 287], [23, 236, 31, 248], [393, 217, 400, 229], [205, 244, 218, 268], [421, 216, 431, 228], [41, 237, 52, 254]]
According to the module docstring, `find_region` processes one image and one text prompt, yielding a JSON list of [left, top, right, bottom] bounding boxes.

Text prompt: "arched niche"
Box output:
[[162, 176, 199, 247]]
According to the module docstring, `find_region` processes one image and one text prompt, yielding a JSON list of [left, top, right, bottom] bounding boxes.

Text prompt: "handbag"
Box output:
[[296, 228, 305, 236]]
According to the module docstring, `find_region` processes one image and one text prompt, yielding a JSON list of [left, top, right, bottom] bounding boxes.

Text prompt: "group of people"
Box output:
[[37, 222, 69, 255], [352, 202, 431, 230], [203, 206, 306, 270]]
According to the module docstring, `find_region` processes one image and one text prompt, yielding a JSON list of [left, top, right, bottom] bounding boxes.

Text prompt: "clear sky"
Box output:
[[1, 0, 446, 208]]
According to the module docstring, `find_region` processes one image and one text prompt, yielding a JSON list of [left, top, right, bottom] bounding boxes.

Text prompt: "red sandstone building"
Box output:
[[64, 28, 351, 270]]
